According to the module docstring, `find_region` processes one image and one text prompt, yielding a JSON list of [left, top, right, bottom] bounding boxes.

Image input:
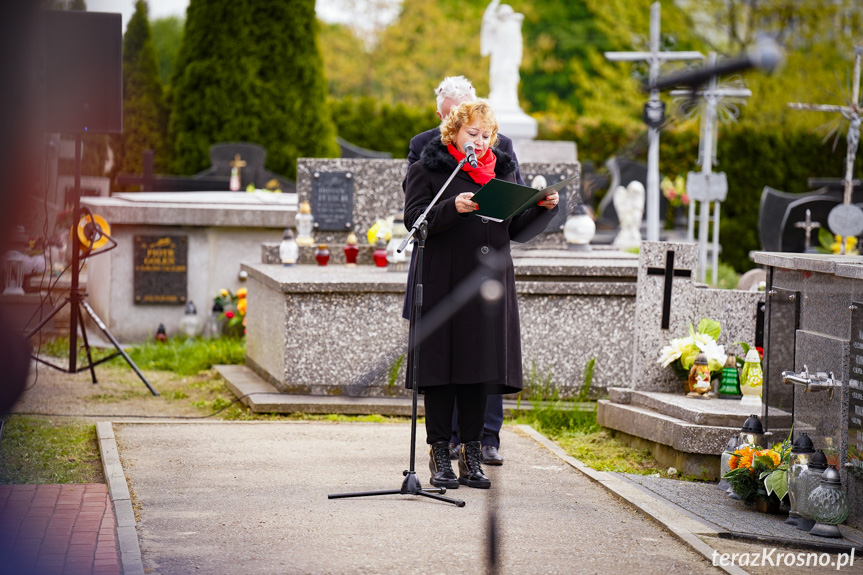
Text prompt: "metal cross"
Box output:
[[671, 52, 751, 284], [605, 1, 703, 242], [794, 209, 821, 252], [788, 46, 863, 252], [230, 154, 247, 181], [647, 249, 692, 330]]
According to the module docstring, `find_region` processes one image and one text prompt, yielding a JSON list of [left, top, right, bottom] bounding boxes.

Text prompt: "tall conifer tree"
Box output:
[[169, 0, 338, 179], [112, 0, 168, 190]]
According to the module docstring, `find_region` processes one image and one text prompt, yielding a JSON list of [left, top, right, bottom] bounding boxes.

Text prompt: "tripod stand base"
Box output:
[[328, 471, 465, 507]]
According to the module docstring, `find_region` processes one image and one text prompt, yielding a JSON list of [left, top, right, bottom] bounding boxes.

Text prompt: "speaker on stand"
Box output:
[[27, 10, 158, 395]]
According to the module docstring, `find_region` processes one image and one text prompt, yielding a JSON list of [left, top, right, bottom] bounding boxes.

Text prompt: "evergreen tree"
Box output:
[[169, 0, 338, 179], [111, 0, 168, 190]]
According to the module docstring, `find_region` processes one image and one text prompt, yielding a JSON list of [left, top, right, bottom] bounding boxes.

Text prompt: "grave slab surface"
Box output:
[[114, 422, 719, 575]]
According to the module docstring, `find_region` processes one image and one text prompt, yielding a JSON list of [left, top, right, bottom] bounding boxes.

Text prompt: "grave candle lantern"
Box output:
[[279, 228, 299, 266], [687, 352, 711, 396], [179, 300, 202, 338], [203, 300, 225, 340], [737, 414, 766, 449], [373, 239, 388, 267], [717, 355, 741, 399], [718, 435, 738, 491], [386, 213, 408, 268], [739, 347, 763, 407], [807, 466, 849, 538], [796, 450, 828, 531], [344, 232, 359, 267], [296, 201, 315, 246], [315, 244, 330, 266], [786, 432, 815, 526], [563, 204, 595, 250]]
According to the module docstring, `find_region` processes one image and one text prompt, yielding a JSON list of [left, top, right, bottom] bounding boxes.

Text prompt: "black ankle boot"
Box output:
[[458, 441, 491, 489], [429, 442, 459, 489]]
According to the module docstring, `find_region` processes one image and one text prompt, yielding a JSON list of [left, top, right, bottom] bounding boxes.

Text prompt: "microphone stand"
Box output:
[[328, 158, 467, 507]]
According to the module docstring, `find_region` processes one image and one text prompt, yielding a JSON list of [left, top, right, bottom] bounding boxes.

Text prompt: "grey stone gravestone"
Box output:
[[632, 241, 764, 392]]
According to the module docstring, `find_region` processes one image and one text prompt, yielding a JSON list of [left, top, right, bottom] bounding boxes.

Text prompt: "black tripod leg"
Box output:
[[23, 297, 70, 340], [327, 489, 403, 500], [76, 301, 99, 384], [415, 489, 466, 507], [79, 300, 159, 396]]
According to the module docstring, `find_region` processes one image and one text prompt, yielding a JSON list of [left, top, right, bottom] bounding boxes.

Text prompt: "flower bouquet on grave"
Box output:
[[815, 226, 859, 255], [657, 318, 727, 388], [723, 439, 791, 512], [660, 176, 689, 230], [214, 287, 247, 337]]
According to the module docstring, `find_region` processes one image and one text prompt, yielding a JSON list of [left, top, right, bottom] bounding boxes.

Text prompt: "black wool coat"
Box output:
[[403, 139, 557, 395]]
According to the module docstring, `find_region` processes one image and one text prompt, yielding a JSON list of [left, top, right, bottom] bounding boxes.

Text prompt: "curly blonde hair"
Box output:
[[440, 99, 499, 148]]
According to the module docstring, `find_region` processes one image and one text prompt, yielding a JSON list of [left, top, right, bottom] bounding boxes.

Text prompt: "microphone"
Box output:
[[647, 36, 783, 92], [463, 142, 478, 168]]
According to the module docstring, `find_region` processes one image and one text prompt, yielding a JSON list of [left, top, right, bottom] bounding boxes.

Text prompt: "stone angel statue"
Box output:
[[481, 0, 524, 111]]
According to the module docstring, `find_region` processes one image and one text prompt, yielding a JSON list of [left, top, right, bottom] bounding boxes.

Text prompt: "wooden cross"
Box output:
[[230, 154, 247, 181], [647, 249, 692, 330], [794, 209, 821, 252], [605, 1, 703, 242], [789, 46, 862, 208]]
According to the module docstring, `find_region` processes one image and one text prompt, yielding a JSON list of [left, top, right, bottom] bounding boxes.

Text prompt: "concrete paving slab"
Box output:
[[113, 421, 721, 575]]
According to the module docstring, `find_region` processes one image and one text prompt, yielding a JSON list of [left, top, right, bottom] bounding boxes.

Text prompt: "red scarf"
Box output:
[[447, 144, 497, 184]]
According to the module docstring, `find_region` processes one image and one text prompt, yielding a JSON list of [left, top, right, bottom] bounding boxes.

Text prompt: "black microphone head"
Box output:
[[463, 142, 478, 167]]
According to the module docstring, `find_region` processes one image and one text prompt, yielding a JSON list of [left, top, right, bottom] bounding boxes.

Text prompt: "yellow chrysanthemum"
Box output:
[[730, 446, 755, 470], [236, 287, 247, 299], [237, 298, 247, 315], [220, 288, 229, 298], [756, 449, 781, 468]]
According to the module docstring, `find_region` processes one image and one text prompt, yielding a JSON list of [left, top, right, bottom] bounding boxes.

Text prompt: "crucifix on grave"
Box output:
[[229, 154, 247, 191], [788, 46, 863, 253], [794, 209, 821, 253], [647, 248, 693, 330], [605, 1, 703, 242], [670, 52, 751, 284]]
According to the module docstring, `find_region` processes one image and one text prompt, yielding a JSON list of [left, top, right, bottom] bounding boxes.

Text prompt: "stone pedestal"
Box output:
[[242, 246, 639, 396], [597, 388, 792, 480], [81, 192, 297, 341], [495, 108, 538, 159]]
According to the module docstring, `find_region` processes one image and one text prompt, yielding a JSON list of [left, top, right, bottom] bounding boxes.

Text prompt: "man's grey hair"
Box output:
[[435, 76, 477, 115]]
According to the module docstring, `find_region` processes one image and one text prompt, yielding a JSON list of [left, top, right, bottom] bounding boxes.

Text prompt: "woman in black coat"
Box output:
[[403, 99, 559, 489]]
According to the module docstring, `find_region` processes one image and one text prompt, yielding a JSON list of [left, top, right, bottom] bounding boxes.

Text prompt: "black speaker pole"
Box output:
[[68, 132, 81, 374]]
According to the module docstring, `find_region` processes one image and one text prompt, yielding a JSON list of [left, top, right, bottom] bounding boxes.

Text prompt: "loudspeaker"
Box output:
[[43, 10, 122, 134]]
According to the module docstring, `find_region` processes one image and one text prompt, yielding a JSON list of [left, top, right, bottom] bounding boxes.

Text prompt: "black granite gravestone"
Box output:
[[311, 171, 354, 231], [133, 235, 188, 305], [848, 302, 863, 479], [337, 137, 392, 159], [198, 142, 295, 192]]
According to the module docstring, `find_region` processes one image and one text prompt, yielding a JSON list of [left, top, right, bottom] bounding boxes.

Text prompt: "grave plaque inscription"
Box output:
[[311, 171, 354, 231], [133, 235, 188, 304], [848, 302, 863, 478]]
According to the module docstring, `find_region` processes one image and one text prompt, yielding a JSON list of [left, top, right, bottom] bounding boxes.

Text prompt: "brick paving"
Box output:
[[0, 484, 120, 575]]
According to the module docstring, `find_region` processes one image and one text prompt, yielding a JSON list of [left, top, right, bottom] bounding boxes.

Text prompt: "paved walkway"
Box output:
[[0, 484, 120, 575], [110, 421, 720, 575]]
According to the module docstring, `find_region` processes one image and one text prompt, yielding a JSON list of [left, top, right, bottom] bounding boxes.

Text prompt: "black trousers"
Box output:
[[423, 383, 487, 444]]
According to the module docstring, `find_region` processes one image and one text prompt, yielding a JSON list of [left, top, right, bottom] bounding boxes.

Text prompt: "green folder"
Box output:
[[469, 174, 578, 222]]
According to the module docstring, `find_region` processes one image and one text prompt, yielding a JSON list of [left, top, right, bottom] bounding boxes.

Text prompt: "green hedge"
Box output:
[[169, 0, 338, 180]]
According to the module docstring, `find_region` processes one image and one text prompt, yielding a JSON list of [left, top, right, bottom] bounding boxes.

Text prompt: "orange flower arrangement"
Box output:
[[724, 440, 791, 507]]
